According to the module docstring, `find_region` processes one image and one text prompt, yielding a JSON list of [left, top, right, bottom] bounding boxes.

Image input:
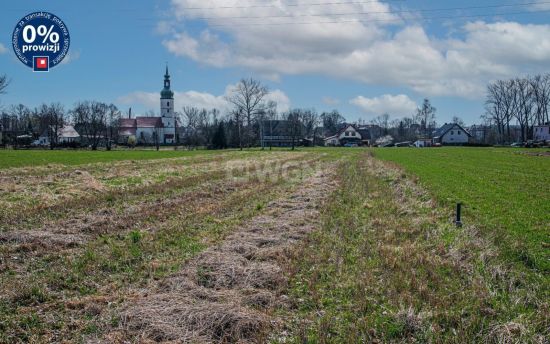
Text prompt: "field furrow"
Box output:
[[101, 163, 337, 343], [0, 151, 324, 343]]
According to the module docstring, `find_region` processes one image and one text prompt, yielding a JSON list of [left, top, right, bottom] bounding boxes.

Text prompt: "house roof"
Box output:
[[120, 118, 137, 128], [261, 120, 300, 137], [323, 134, 338, 141], [433, 123, 472, 138], [356, 128, 371, 140], [58, 125, 80, 138], [136, 117, 163, 128]]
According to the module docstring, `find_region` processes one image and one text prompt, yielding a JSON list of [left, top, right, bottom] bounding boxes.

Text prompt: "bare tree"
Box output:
[[287, 109, 304, 150], [181, 106, 202, 148], [230, 107, 245, 150], [452, 116, 465, 127], [371, 113, 391, 135], [257, 100, 278, 149], [39, 103, 65, 150], [514, 78, 535, 142], [415, 99, 436, 136], [530, 74, 550, 125], [320, 110, 345, 135], [225, 78, 269, 148], [485, 81, 507, 143], [72, 101, 107, 150], [301, 109, 319, 146], [0, 75, 9, 95], [106, 104, 120, 150]]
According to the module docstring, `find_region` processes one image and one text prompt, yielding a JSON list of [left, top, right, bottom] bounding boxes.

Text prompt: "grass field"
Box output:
[[373, 147, 550, 272], [0, 149, 221, 169], [0, 147, 547, 343]]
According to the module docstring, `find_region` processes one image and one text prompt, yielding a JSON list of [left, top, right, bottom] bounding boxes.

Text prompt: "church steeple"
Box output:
[[161, 65, 174, 99]]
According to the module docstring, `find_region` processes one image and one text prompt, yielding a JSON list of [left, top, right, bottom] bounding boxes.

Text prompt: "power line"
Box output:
[[188, 1, 550, 20], [179, 0, 406, 10], [204, 9, 550, 27]]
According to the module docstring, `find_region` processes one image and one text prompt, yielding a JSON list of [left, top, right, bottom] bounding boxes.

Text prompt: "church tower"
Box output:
[[160, 65, 176, 143]]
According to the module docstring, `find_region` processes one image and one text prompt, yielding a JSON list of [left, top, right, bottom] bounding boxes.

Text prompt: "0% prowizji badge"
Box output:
[[12, 11, 70, 72]]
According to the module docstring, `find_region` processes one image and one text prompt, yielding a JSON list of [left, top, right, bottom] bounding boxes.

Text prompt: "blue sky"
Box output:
[[1, 0, 550, 125]]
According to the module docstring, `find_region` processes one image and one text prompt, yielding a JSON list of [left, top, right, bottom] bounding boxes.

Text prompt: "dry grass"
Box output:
[[102, 167, 337, 343], [0, 151, 329, 343]]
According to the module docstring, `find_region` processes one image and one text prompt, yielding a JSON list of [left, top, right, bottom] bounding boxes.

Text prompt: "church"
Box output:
[[119, 67, 177, 145]]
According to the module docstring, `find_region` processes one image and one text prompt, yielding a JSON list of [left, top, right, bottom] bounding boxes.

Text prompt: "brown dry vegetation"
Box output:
[[0, 150, 328, 343], [103, 167, 336, 343]]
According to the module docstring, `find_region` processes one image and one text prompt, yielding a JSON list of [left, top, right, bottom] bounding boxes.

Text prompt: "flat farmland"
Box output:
[[0, 149, 222, 169], [0, 148, 547, 343], [374, 147, 550, 272]]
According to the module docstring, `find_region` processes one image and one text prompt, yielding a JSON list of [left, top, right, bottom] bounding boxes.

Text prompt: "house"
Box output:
[[33, 125, 80, 146], [533, 124, 550, 141], [260, 120, 299, 147], [413, 138, 432, 147], [432, 123, 471, 145], [118, 66, 177, 145], [323, 124, 365, 146]]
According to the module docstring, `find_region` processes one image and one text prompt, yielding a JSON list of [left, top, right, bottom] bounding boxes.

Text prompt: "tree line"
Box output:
[[0, 99, 121, 150], [484, 74, 550, 143]]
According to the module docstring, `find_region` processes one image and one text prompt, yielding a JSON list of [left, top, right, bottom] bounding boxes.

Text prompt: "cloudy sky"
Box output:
[[1, 0, 549, 124]]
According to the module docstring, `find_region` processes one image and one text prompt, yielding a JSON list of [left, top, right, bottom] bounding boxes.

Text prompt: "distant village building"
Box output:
[[119, 67, 177, 145], [432, 123, 472, 145], [533, 124, 550, 141], [260, 120, 295, 147], [323, 124, 371, 146], [33, 125, 80, 146]]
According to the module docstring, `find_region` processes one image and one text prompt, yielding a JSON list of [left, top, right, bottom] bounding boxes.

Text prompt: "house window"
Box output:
[[352, 132, 356, 136], [451, 131, 454, 135], [167, 102, 170, 106], [458, 131, 461, 135], [346, 131, 350, 136]]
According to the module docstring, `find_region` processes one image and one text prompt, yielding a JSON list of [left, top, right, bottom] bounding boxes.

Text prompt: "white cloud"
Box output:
[[60, 50, 80, 65], [161, 1, 550, 98], [117, 84, 290, 114], [530, 0, 550, 10], [350, 94, 417, 116], [322, 96, 340, 106], [0, 43, 7, 54]]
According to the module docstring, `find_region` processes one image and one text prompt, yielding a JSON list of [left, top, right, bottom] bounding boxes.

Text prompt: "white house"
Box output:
[[533, 124, 550, 141], [324, 124, 366, 146], [432, 123, 472, 145], [33, 125, 80, 146]]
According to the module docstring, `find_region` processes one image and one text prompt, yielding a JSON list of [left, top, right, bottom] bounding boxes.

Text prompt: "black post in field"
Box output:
[[455, 203, 463, 227]]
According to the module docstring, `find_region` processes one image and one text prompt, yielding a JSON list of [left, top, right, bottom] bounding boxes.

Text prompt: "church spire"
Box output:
[[161, 64, 173, 99]]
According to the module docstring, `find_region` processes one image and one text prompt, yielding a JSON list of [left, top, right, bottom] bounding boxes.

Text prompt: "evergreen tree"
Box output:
[[212, 121, 227, 149]]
